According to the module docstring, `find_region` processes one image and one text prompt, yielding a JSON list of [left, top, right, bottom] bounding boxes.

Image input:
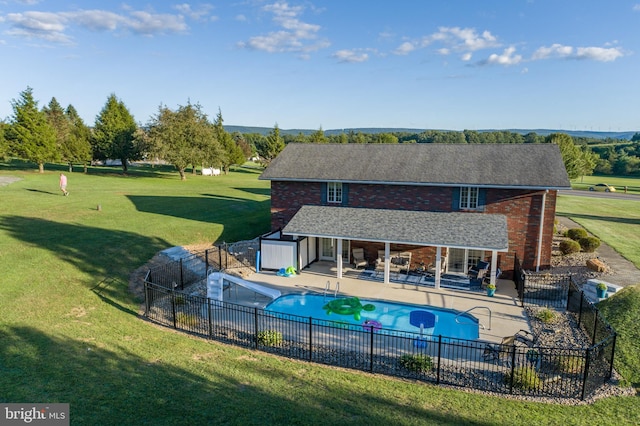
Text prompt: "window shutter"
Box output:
[[321, 182, 327, 204], [478, 189, 486, 212], [341, 183, 349, 206], [451, 187, 460, 211]]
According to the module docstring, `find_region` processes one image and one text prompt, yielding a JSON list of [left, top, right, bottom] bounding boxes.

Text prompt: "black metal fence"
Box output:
[[143, 258, 617, 400]]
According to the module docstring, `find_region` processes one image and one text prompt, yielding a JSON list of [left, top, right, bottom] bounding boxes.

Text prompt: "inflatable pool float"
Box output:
[[276, 266, 297, 277], [362, 319, 382, 332], [322, 297, 375, 320]]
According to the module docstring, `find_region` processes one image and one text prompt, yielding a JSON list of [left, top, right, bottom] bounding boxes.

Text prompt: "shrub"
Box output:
[[174, 295, 187, 305], [579, 236, 601, 253], [555, 355, 586, 374], [567, 228, 588, 241], [505, 366, 541, 390], [535, 308, 557, 324], [399, 354, 433, 373], [559, 239, 581, 255], [257, 330, 283, 346]]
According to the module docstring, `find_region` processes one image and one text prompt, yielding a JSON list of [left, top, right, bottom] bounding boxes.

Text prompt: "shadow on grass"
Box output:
[[127, 194, 270, 242], [0, 325, 472, 425], [0, 215, 171, 305], [557, 212, 640, 226], [25, 188, 58, 195]]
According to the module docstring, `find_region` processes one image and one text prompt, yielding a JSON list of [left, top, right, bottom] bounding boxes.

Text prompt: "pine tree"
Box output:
[[92, 94, 139, 173], [8, 87, 58, 173]]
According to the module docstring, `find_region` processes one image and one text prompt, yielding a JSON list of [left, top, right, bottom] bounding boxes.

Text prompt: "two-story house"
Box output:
[[259, 143, 571, 288]]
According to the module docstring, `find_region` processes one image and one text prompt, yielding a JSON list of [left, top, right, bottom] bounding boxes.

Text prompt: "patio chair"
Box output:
[[482, 329, 538, 367], [468, 260, 490, 280], [352, 248, 368, 269], [427, 257, 446, 275]]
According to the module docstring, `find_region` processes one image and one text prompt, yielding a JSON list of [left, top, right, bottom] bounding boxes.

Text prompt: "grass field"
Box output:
[[570, 175, 640, 194], [1, 160, 639, 425]]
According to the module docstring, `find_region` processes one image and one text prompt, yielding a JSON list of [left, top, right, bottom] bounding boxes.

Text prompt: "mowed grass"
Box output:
[[556, 195, 640, 268], [1, 161, 639, 425], [570, 175, 640, 194]]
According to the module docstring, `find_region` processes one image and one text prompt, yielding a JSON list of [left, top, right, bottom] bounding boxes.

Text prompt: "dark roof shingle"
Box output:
[[260, 143, 571, 189]]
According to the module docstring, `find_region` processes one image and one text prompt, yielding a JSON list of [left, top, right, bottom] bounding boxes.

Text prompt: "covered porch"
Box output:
[[283, 205, 509, 288]]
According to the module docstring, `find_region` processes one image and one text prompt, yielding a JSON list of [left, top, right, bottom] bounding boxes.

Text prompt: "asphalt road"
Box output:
[[558, 189, 640, 201]]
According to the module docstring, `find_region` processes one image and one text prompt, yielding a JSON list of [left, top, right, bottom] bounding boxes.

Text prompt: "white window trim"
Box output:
[[328, 182, 342, 203], [460, 186, 479, 210]]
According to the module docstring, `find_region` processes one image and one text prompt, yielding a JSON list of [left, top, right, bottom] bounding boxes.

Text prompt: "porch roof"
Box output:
[[282, 205, 509, 251]]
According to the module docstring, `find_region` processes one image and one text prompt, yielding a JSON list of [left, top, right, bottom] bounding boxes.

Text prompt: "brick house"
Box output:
[[259, 143, 570, 287]]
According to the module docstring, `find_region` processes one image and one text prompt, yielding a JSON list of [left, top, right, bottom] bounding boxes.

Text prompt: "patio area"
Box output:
[[226, 261, 530, 344]]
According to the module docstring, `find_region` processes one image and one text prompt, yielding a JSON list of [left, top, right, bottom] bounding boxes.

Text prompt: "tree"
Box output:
[[255, 124, 285, 165], [308, 127, 327, 144], [64, 105, 92, 172], [0, 121, 8, 160], [7, 87, 58, 172], [631, 132, 640, 142], [147, 102, 218, 180], [92, 94, 139, 173], [545, 133, 597, 180], [232, 132, 253, 159], [213, 109, 244, 173]]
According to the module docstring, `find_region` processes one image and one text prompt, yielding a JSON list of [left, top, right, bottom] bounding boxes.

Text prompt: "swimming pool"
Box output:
[[265, 294, 479, 340]]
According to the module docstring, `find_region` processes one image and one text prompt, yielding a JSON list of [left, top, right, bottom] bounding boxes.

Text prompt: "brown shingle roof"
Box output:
[[260, 143, 571, 189]]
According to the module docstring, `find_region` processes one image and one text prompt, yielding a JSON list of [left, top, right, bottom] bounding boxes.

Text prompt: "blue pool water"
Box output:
[[265, 294, 479, 340]]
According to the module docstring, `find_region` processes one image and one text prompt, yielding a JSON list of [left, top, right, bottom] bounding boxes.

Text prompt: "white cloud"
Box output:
[[393, 26, 500, 57], [393, 41, 416, 55], [239, 2, 329, 56], [3, 6, 192, 44], [461, 52, 472, 61], [173, 4, 214, 22], [633, 4, 640, 11], [532, 43, 624, 62], [332, 49, 369, 63], [485, 46, 522, 65]]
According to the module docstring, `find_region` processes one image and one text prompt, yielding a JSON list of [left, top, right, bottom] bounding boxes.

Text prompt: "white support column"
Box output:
[[337, 238, 343, 279], [535, 190, 548, 272], [384, 243, 390, 285], [490, 250, 498, 286], [434, 246, 442, 289]]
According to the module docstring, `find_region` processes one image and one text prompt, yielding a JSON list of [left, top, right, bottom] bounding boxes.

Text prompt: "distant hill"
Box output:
[[224, 125, 637, 140]]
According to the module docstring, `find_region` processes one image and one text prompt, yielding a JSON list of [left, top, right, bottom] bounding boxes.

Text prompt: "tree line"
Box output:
[[1, 87, 637, 179], [0, 87, 250, 180]]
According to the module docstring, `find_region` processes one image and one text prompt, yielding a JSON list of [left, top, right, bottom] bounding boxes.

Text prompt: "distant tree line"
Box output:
[[1, 87, 637, 178], [0, 87, 248, 180]]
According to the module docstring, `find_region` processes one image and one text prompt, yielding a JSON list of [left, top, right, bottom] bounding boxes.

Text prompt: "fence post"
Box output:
[[205, 249, 209, 274], [608, 334, 617, 381], [144, 282, 150, 316], [225, 242, 229, 270], [218, 246, 222, 272], [369, 326, 374, 372], [592, 310, 599, 345], [581, 347, 591, 400], [308, 317, 313, 361], [436, 336, 442, 384], [179, 259, 184, 290], [254, 307, 259, 349], [578, 291, 584, 327], [208, 298, 213, 338], [508, 345, 517, 394], [171, 293, 177, 329]]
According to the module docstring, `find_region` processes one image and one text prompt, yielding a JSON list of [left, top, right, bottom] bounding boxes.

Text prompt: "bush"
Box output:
[[567, 228, 588, 241], [535, 308, 557, 324], [559, 239, 581, 255], [579, 236, 601, 253], [505, 366, 541, 390], [399, 354, 433, 373], [257, 330, 283, 346]]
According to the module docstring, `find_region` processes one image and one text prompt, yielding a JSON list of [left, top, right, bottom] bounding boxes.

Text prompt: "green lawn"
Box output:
[[1, 160, 638, 425], [556, 195, 640, 268], [570, 175, 640, 194]]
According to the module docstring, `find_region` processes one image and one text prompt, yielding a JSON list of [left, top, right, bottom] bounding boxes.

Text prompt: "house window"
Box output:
[[327, 182, 342, 203], [460, 187, 479, 209]]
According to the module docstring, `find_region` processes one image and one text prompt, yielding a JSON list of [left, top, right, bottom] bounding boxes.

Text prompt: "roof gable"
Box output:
[[260, 143, 571, 189]]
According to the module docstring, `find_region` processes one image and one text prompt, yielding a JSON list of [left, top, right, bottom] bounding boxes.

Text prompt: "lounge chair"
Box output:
[[352, 248, 368, 269], [468, 260, 490, 280], [482, 330, 538, 367], [427, 257, 446, 275]]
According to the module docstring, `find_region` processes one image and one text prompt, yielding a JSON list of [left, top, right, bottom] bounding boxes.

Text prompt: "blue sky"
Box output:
[[0, 1, 638, 132]]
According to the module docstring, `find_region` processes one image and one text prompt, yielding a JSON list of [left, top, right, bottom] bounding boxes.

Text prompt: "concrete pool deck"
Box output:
[[227, 261, 530, 344]]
